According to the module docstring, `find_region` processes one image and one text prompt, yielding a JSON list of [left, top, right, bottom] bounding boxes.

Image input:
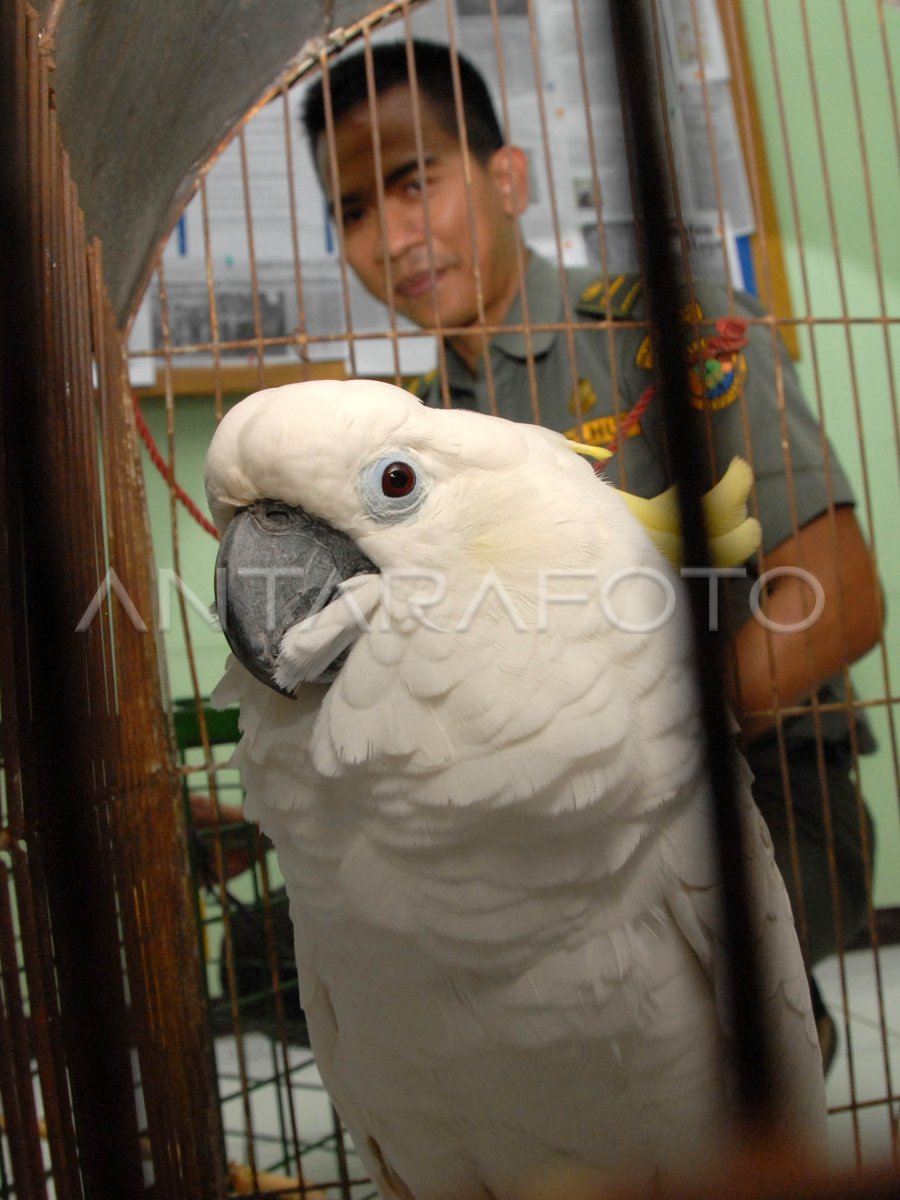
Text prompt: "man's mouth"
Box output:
[[394, 267, 447, 299]]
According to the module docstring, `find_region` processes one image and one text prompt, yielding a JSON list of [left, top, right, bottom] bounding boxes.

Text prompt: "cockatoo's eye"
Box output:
[[381, 461, 417, 497], [358, 454, 427, 521]]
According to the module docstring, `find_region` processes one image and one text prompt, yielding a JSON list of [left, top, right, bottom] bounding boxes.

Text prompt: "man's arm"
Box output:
[[727, 505, 883, 744]]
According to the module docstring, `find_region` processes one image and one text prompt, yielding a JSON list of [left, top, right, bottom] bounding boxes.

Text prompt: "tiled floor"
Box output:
[[816, 943, 900, 1172], [215, 946, 900, 1195], [216, 1033, 376, 1198]]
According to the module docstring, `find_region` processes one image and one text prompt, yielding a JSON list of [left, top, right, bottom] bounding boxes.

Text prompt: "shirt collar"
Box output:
[[439, 253, 562, 392], [491, 253, 562, 360]]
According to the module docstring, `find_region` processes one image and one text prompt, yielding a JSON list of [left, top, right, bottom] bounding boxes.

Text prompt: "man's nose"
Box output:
[[377, 196, 424, 262]]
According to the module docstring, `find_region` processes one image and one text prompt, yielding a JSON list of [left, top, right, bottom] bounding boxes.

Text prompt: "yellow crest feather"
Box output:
[[567, 441, 613, 463]]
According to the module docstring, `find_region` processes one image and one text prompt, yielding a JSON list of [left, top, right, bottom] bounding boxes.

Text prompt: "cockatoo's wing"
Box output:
[[661, 773, 827, 1142]]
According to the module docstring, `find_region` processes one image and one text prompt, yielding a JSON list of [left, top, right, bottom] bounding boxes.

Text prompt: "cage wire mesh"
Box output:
[[123, 0, 900, 1192], [126, 0, 900, 1193], [2, 0, 899, 1196], [1, 2, 227, 1197]]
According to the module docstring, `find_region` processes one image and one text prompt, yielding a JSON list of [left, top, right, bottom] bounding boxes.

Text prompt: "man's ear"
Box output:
[[490, 145, 529, 217]]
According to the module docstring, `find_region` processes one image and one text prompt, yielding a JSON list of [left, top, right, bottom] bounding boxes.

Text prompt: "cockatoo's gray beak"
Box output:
[[215, 500, 377, 693]]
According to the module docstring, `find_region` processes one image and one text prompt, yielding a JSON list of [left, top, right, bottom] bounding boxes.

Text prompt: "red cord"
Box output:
[[601, 383, 657, 462], [596, 317, 748, 471], [132, 393, 220, 541]]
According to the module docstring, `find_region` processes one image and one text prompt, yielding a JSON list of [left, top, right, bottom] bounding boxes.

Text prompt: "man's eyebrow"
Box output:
[[382, 156, 436, 190]]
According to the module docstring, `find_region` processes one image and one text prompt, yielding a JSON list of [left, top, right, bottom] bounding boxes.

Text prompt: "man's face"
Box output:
[[317, 85, 523, 332]]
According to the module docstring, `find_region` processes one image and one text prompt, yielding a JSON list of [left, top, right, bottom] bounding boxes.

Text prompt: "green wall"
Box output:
[[741, 0, 900, 905], [140, 397, 232, 705]]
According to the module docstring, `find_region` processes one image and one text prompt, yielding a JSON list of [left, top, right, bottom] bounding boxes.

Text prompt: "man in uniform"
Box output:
[[301, 38, 883, 1066]]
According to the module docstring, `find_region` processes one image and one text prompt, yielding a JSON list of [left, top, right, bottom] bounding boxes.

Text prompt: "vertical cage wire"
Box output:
[[1, 1, 226, 1196], [8, 0, 893, 1193], [122, 0, 897, 1193]]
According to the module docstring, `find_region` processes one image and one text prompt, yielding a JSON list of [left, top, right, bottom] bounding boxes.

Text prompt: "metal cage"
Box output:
[[1, 1, 898, 1197]]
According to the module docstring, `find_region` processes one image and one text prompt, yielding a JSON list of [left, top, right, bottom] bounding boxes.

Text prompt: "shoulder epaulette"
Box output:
[[408, 368, 438, 400], [575, 273, 643, 319]]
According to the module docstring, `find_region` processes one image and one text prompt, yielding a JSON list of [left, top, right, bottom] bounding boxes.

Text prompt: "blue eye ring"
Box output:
[[358, 453, 427, 522]]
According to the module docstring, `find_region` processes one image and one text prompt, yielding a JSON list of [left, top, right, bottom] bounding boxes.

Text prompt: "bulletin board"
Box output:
[[715, 0, 799, 357], [131, 0, 798, 393]]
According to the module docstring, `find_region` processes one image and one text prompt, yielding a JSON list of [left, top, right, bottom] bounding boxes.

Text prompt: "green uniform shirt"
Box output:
[[412, 252, 868, 747]]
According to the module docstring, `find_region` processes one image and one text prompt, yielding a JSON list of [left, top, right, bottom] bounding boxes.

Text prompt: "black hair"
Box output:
[[301, 38, 505, 168]]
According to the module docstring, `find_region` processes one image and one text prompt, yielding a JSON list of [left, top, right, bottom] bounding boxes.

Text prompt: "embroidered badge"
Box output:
[[689, 316, 749, 412], [580, 275, 625, 306], [577, 274, 642, 318], [567, 377, 599, 416], [563, 414, 642, 448], [687, 343, 748, 411], [409, 368, 438, 400], [635, 312, 749, 413]]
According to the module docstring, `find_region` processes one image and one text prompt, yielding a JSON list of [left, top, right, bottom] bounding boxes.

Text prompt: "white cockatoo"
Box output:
[[205, 379, 826, 1200]]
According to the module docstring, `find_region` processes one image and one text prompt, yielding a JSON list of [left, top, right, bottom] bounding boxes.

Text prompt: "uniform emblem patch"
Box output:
[[563, 414, 642, 448], [635, 312, 749, 413], [568, 377, 599, 416], [577, 274, 642, 318], [687, 344, 748, 412], [409, 368, 438, 400], [580, 275, 625, 306]]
